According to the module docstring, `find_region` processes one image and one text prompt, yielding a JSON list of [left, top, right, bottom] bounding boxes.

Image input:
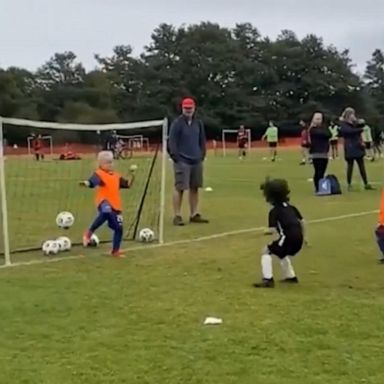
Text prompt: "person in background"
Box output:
[[339, 108, 373, 191], [309, 112, 331, 193], [237, 125, 248, 160], [361, 120, 374, 161], [168, 98, 208, 226], [373, 127, 383, 159], [32, 134, 44, 161], [262, 121, 279, 162], [375, 189, 384, 264], [299, 120, 310, 165], [328, 121, 339, 159]]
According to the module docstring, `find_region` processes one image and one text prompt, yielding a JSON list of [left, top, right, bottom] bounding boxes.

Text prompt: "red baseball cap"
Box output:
[[181, 98, 196, 108]]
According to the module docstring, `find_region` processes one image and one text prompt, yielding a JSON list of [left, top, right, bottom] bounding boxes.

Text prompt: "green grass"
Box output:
[[1, 149, 384, 383]]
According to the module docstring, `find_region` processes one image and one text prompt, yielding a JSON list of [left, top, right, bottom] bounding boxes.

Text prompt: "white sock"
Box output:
[[280, 257, 296, 279], [261, 254, 273, 280]]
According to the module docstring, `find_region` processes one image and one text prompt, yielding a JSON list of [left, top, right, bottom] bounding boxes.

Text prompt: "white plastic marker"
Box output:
[[204, 317, 223, 325], [130, 164, 138, 172], [205, 187, 213, 192]]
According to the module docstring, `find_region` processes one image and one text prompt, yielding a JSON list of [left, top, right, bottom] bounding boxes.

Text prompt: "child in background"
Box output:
[[360, 120, 374, 161], [329, 122, 339, 160], [299, 120, 310, 165], [262, 121, 279, 162], [80, 151, 136, 258], [254, 178, 306, 288]]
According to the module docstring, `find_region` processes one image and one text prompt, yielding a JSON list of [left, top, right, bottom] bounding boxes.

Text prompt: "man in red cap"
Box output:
[[168, 97, 209, 226]]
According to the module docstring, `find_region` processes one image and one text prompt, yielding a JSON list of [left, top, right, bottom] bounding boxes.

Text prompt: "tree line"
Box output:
[[1, 22, 384, 140]]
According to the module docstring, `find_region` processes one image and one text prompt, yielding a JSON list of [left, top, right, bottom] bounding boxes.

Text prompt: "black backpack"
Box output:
[[327, 174, 342, 195]]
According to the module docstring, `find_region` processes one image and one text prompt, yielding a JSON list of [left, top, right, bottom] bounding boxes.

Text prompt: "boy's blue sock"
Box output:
[[89, 212, 107, 233], [107, 212, 123, 252]]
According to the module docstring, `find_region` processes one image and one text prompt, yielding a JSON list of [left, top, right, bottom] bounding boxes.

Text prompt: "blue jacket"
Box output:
[[339, 122, 365, 160], [309, 126, 331, 157], [168, 116, 206, 164]]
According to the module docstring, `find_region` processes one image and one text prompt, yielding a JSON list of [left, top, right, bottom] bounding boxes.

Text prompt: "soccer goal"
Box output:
[[27, 135, 54, 156], [222, 129, 251, 156], [0, 116, 168, 266]]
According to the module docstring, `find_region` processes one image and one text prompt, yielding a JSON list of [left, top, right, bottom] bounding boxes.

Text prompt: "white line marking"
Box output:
[[0, 209, 378, 271]]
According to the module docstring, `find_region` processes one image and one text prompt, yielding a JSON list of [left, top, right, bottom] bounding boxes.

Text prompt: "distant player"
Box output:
[[262, 121, 278, 162], [373, 129, 383, 159], [80, 151, 135, 258], [237, 125, 248, 160], [254, 178, 305, 288], [376, 189, 384, 264], [31, 134, 44, 161], [328, 122, 339, 159], [361, 120, 374, 161], [299, 120, 310, 165]]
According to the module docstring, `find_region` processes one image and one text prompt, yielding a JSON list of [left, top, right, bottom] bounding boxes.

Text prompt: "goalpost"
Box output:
[[222, 129, 251, 156], [116, 134, 150, 152], [0, 116, 168, 266], [27, 135, 54, 156]]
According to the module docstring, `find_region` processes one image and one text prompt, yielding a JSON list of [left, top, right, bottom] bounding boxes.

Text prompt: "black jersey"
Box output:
[[268, 203, 304, 258], [268, 203, 303, 238]]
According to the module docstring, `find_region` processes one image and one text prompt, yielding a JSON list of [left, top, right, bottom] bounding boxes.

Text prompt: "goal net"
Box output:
[[27, 135, 54, 156], [0, 117, 168, 266], [222, 129, 251, 156]]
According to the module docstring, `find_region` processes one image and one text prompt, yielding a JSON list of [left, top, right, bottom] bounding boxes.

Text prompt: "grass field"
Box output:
[[1, 149, 384, 383]]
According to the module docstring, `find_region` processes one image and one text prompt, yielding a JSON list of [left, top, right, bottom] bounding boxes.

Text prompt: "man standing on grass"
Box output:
[[168, 98, 209, 226], [262, 121, 279, 162]]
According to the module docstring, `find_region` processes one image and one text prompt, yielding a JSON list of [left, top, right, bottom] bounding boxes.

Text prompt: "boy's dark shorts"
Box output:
[[238, 142, 247, 149], [174, 161, 203, 191], [364, 142, 372, 150], [330, 140, 338, 147], [301, 143, 310, 149], [268, 236, 303, 259], [268, 142, 277, 148]]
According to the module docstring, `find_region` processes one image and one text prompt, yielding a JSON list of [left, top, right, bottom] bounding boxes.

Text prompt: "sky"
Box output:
[[1, 0, 384, 74]]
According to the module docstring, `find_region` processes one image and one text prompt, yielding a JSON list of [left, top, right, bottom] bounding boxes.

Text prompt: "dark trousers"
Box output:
[[346, 157, 368, 186], [375, 226, 384, 258], [312, 158, 328, 192]]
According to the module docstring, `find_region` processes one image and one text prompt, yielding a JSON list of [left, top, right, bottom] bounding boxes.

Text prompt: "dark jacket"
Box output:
[[309, 126, 331, 158], [168, 115, 206, 164], [339, 122, 365, 160]]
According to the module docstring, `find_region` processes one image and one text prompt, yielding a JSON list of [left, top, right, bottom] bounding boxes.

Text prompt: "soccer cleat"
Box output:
[[82, 230, 91, 247], [173, 215, 185, 226], [364, 184, 375, 190], [378, 259, 384, 265], [281, 277, 299, 284], [190, 214, 209, 224], [111, 250, 125, 258], [253, 278, 275, 288]]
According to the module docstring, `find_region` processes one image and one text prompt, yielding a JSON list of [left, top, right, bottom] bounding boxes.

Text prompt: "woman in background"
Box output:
[[309, 112, 331, 193], [339, 108, 373, 191]]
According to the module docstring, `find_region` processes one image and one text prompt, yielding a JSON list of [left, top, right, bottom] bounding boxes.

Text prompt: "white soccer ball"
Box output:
[[56, 236, 72, 252], [87, 233, 100, 247], [42, 240, 60, 256], [56, 211, 75, 229], [139, 228, 155, 243]]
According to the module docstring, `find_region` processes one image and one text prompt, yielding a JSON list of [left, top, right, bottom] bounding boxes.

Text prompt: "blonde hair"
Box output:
[[340, 107, 355, 122], [97, 151, 114, 164]]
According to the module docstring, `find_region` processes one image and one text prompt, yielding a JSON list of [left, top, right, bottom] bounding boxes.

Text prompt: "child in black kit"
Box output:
[[254, 178, 306, 288]]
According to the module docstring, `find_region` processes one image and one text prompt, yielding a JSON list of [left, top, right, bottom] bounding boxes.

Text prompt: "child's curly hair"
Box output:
[[260, 178, 290, 204]]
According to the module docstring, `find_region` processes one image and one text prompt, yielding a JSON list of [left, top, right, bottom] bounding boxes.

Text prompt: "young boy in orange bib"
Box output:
[[80, 151, 135, 257]]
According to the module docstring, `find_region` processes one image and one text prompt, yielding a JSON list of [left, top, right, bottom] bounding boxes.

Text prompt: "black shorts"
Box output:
[[330, 140, 338, 147], [268, 235, 303, 259], [238, 142, 247, 149], [268, 142, 277, 148], [301, 143, 309, 149], [364, 142, 372, 150]]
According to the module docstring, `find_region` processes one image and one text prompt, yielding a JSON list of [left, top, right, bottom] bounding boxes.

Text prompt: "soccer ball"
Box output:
[[56, 211, 75, 229], [139, 228, 155, 243], [56, 236, 72, 252], [42, 240, 60, 256], [87, 233, 100, 247]]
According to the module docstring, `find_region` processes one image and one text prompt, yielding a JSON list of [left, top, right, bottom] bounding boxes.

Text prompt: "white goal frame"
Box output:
[[27, 135, 54, 156], [116, 134, 150, 152], [222, 129, 251, 156], [0, 116, 168, 266]]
